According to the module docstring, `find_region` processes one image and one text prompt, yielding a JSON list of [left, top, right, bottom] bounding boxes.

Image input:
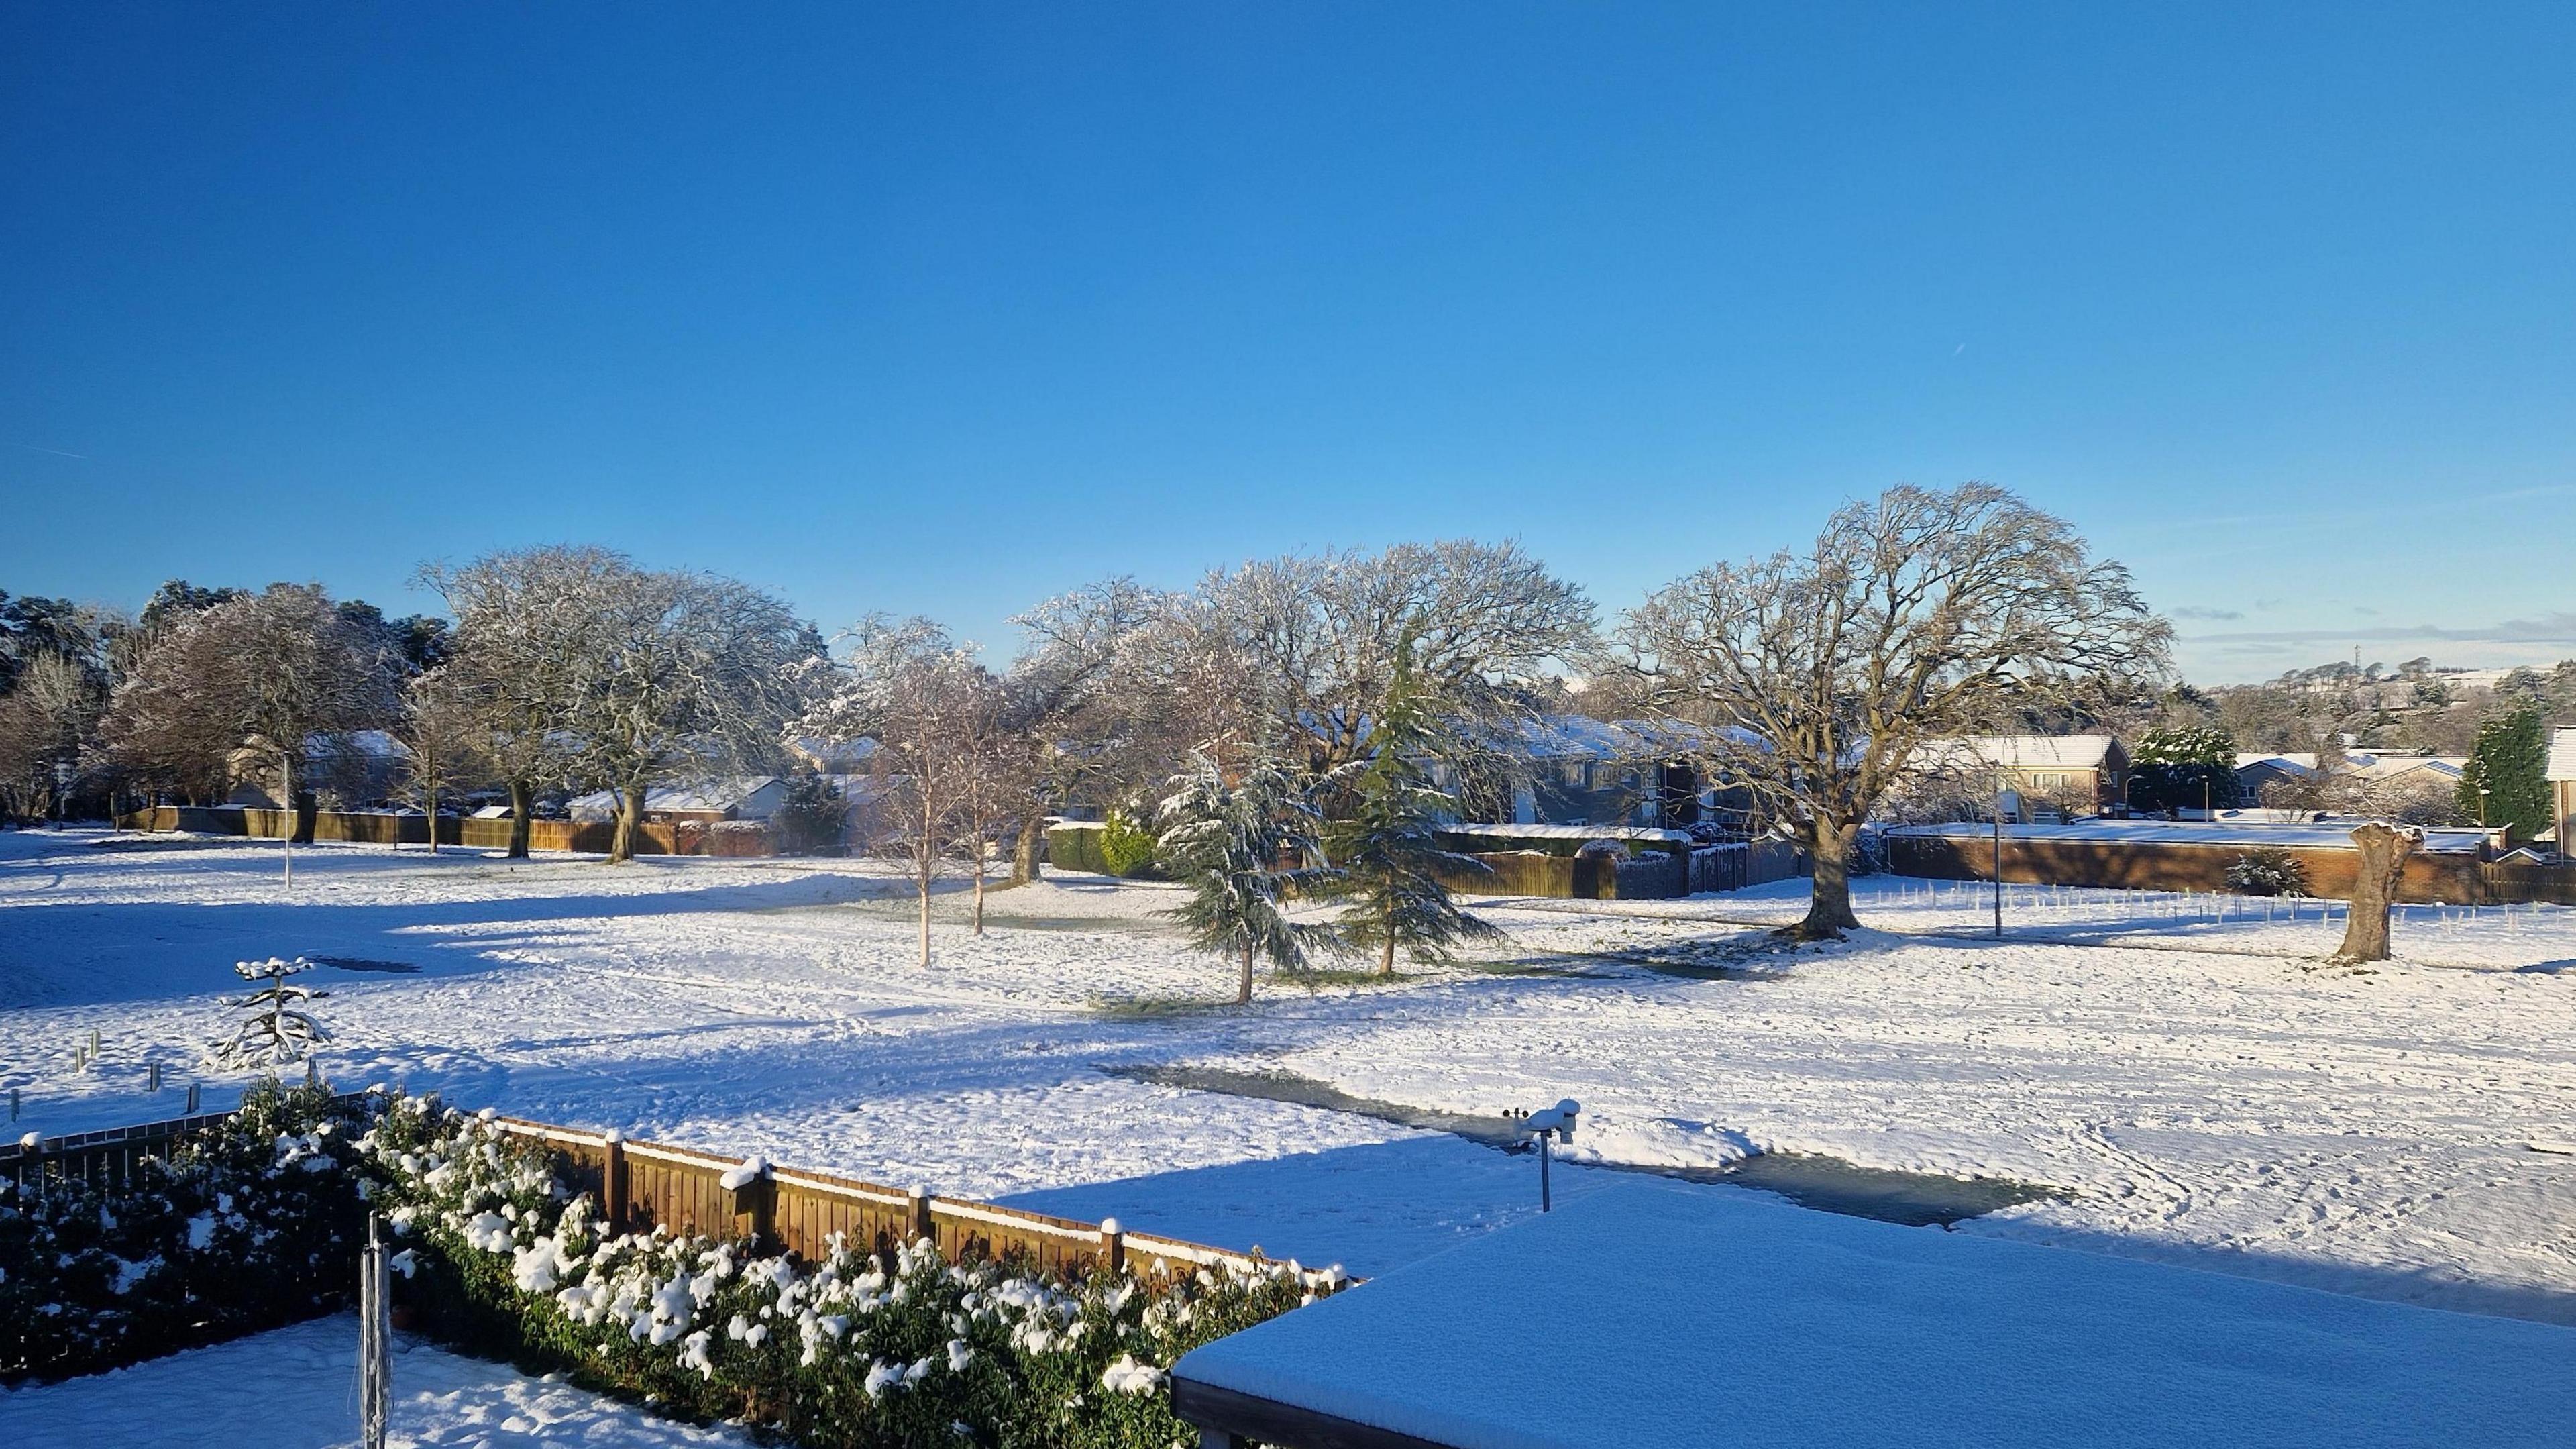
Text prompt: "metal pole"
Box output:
[[360, 1212, 389, 1449], [1992, 794, 2004, 939], [1539, 1132, 1552, 1213]]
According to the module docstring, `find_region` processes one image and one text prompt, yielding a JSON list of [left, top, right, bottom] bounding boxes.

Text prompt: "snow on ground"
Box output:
[[5, 828, 2575, 1328], [0, 1313, 751, 1448]]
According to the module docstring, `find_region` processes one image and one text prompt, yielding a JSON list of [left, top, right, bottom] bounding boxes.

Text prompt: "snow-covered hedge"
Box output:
[[358, 1096, 1344, 1448], [0, 1080, 375, 1384]]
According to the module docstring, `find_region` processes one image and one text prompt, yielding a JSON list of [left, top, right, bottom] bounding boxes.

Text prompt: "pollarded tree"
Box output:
[[1157, 750, 1335, 1004], [1623, 483, 2170, 941], [553, 559, 822, 863], [1323, 647, 1501, 977]]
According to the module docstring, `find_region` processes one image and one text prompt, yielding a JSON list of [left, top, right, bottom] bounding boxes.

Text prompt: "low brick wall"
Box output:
[[1888, 833, 2487, 905]]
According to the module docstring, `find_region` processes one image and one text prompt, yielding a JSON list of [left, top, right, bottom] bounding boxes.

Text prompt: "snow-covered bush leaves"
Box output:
[[0, 1079, 374, 1384], [356, 1095, 1340, 1448]]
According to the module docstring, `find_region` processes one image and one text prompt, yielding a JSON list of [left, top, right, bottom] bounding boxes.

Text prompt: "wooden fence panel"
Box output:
[[2481, 863, 2576, 905]]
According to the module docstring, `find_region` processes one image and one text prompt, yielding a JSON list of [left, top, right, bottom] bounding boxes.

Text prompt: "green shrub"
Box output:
[[0, 1079, 376, 1384], [2224, 847, 2309, 897], [1097, 810, 1160, 879], [358, 1097, 1340, 1448]]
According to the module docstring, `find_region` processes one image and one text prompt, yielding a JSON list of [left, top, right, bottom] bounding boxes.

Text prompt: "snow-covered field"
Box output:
[[5, 828, 2574, 1331]]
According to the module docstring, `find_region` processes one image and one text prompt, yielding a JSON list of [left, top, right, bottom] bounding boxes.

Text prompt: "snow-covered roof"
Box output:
[[784, 735, 879, 771], [1173, 1182, 2576, 1449], [1439, 823, 1695, 844], [2551, 729, 2576, 782], [1892, 818, 2492, 853], [566, 776, 784, 820], [2235, 752, 2465, 784], [1916, 735, 2118, 773], [1496, 715, 1758, 761]]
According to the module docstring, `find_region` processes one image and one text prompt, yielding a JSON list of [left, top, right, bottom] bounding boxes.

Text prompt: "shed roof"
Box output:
[[1173, 1182, 2576, 1449]]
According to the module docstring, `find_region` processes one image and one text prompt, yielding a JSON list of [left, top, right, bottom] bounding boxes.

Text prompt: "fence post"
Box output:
[[1100, 1216, 1126, 1275], [600, 1130, 628, 1232], [909, 1184, 934, 1248]]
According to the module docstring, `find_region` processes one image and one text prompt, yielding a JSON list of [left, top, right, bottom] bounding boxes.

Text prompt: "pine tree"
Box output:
[[2457, 702, 2549, 839], [1155, 751, 1334, 1004], [1324, 645, 1501, 977]]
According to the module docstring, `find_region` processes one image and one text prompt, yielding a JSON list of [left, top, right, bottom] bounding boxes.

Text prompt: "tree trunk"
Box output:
[[972, 844, 987, 936], [425, 769, 439, 855], [280, 752, 295, 889], [1379, 902, 1397, 978], [608, 783, 646, 863], [1785, 816, 1862, 941], [1239, 943, 1254, 1005], [2332, 822, 2421, 963], [506, 778, 533, 859], [918, 794, 935, 967], [1009, 812, 1043, 885]]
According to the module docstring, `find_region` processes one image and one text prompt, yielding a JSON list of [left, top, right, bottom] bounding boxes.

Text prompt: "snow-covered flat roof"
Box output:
[[2551, 728, 2576, 782], [1173, 1183, 2576, 1449], [1440, 823, 1695, 844], [1916, 734, 2118, 772], [1889, 818, 2492, 853]]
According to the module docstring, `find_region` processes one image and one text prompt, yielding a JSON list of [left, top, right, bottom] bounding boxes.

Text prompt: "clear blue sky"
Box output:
[[4, 3, 2570, 682]]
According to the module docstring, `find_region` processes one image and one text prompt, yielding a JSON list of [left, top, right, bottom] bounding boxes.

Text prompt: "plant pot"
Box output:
[[390, 1303, 419, 1332]]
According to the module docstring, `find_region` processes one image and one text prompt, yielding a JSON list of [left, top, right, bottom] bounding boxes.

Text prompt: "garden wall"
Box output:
[[1886, 833, 2488, 905]]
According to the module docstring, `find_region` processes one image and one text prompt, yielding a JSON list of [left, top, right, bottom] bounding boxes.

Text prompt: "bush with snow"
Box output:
[[0, 1079, 374, 1384], [356, 1095, 1343, 1448], [2224, 848, 2310, 898]]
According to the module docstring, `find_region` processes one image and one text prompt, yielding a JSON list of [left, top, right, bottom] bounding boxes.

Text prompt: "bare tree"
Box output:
[[394, 666, 487, 853], [1622, 484, 2170, 939], [1002, 577, 1155, 881], [804, 617, 1003, 965], [553, 559, 821, 863], [103, 584, 400, 883], [1174, 541, 1595, 787], [0, 651, 103, 822], [421, 547, 609, 858]]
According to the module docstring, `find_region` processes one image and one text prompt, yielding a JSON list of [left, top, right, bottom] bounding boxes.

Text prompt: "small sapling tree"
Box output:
[[1157, 751, 1336, 1004], [211, 956, 329, 1068]]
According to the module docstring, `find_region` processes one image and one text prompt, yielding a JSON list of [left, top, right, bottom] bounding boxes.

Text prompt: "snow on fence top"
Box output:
[[1889, 818, 2494, 854], [1172, 1181, 2576, 1449]]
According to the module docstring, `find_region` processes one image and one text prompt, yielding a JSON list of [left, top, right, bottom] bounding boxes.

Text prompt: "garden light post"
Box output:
[[1993, 790, 2005, 939]]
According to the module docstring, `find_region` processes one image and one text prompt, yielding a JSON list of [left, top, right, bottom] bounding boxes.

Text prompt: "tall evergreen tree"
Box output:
[[1156, 750, 1334, 1004], [2457, 702, 2549, 839], [1324, 644, 1500, 977], [2126, 724, 2241, 813]]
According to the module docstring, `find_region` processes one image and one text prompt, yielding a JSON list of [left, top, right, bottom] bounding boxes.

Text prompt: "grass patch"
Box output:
[[1084, 993, 1238, 1022]]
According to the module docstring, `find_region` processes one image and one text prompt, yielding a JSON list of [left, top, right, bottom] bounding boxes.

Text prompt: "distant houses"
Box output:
[[1487, 716, 1756, 832], [566, 775, 791, 824], [1907, 735, 2129, 816]]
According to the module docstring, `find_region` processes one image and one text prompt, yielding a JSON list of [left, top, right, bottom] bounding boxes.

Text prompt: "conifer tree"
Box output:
[[2457, 702, 2548, 839], [1156, 750, 1333, 1004], [1324, 644, 1500, 977]]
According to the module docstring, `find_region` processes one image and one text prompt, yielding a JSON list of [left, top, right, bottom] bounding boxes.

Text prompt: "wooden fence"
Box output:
[[1888, 832, 2575, 906], [2, 1100, 1283, 1283], [111, 806, 774, 858]]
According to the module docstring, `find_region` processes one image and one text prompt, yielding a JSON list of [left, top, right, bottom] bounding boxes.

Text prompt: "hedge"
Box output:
[[358, 1097, 1342, 1447]]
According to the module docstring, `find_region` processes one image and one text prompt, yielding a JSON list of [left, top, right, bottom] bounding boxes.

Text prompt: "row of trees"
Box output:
[[4, 482, 2183, 961]]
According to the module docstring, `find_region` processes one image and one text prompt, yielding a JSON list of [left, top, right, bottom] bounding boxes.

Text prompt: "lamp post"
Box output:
[[1992, 788, 2005, 939], [2477, 785, 2490, 830]]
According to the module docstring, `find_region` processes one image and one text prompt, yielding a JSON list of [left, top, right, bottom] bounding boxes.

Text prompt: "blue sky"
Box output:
[[3, 3, 2570, 682]]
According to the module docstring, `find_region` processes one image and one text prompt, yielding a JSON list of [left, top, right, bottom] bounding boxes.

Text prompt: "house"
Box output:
[[1911, 735, 2129, 815], [2233, 751, 2467, 819], [2551, 729, 2576, 857], [227, 729, 410, 810], [1485, 716, 1757, 832], [566, 775, 790, 824]]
